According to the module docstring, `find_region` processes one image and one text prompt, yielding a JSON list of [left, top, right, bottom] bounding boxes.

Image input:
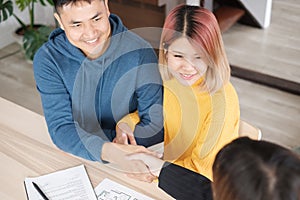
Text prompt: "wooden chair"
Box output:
[[239, 120, 262, 140]]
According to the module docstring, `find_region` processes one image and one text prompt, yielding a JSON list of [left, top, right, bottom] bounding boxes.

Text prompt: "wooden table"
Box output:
[[0, 97, 173, 200]]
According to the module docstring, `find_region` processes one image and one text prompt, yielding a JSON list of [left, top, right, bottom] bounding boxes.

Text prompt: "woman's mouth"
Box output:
[[180, 73, 196, 80]]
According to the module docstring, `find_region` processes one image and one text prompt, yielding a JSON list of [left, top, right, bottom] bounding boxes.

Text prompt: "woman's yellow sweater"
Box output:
[[120, 77, 240, 180], [162, 78, 239, 180]]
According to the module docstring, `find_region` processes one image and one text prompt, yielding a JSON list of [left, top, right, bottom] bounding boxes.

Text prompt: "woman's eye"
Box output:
[[174, 54, 183, 58]]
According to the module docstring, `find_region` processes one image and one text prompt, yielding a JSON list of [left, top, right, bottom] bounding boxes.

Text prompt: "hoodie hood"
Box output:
[[47, 14, 127, 62]]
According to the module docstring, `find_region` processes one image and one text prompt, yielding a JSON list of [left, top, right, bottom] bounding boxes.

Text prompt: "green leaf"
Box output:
[[45, 0, 53, 6], [23, 25, 53, 61], [15, 0, 31, 12], [0, 0, 13, 22], [1, 0, 53, 24], [37, 0, 54, 7], [39, 0, 46, 6]]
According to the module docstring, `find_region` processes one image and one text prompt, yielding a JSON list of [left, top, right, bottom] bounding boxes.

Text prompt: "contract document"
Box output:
[[24, 165, 97, 200], [24, 164, 154, 200], [95, 178, 154, 200]]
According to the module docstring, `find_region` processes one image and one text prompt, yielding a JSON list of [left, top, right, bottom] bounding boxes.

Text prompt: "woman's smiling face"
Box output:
[[167, 37, 208, 86]]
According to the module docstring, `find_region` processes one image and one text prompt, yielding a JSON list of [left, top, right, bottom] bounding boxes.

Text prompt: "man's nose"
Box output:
[[83, 23, 96, 37]]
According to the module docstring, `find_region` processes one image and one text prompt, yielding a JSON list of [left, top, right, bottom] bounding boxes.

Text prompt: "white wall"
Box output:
[[0, 4, 55, 49], [158, 0, 185, 14], [158, 0, 213, 14], [184, 0, 273, 28], [186, 0, 213, 10], [240, 0, 272, 28]]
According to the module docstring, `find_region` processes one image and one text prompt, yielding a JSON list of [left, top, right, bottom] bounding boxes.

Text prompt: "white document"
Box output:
[[24, 165, 97, 200], [95, 178, 154, 200]]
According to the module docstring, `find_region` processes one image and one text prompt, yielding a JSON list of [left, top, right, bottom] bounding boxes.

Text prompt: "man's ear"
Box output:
[[104, 0, 110, 16], [54, 13, 64, 30]]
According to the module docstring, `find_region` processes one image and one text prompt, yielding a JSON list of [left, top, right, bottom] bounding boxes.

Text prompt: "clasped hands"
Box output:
[[112, 122, 165, 183]]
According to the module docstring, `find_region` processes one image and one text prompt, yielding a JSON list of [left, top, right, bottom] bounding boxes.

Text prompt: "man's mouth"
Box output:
[[86, 38, 98, 44]]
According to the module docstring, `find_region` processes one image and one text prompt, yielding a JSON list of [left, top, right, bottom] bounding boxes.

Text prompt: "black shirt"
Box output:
[[158, 162, 213, 200]]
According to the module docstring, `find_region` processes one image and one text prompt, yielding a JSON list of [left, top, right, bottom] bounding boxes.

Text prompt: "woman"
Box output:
[[115, 4, 240, 180]]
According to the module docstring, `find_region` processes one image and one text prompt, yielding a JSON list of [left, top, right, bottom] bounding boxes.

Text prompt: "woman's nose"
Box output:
[[181, 58, 196, 70]]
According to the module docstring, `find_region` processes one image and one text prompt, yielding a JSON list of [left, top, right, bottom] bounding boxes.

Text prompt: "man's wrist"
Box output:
[[101, 142, 111, 162]]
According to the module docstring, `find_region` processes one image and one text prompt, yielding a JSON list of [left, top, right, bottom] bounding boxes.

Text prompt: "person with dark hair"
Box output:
[[33, 0, 163, 179], [127, 137, 300, 200], [115, 4, 240, 180], [212, 137, 300, 200]]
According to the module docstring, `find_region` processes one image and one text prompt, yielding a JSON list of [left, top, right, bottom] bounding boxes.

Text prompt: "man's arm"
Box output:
[[133, 48, 164, 146], [33, 49, 106, 161]]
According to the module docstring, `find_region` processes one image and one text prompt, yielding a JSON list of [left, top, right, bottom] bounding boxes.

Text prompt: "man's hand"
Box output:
[[126, 153, 165, 177], [124, 159, 157, 183], [101, 143, 160, 182], [114, 122, 137, 145]]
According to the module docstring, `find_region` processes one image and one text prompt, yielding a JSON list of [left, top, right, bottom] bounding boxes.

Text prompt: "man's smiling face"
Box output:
[[54, 0, 111, 59]]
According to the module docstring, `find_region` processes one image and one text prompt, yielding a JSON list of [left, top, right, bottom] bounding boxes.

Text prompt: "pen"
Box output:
[[32, 182, 50, 200]]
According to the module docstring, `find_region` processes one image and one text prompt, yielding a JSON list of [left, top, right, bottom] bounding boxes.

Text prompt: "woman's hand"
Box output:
[[101, 143, 160, 182], [126, 153, 165, 178], [114, 122, 137, 145]]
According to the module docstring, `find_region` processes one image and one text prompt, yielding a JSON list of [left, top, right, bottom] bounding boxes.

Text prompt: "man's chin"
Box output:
[[84, 48, 105, 59]]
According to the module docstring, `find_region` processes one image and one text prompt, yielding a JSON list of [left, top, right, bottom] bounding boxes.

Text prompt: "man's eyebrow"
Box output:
[[70, 20, 81, 24], [91, 12, 101, 19], [70, 12, 101, 24]]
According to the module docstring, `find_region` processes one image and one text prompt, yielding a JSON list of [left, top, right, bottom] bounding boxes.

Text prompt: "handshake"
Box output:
[[109, 122, 165, 183]]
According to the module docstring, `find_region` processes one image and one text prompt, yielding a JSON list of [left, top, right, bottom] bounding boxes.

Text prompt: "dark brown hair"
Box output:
[[53, 0, 104, 13], [213, 137, 300, 200]]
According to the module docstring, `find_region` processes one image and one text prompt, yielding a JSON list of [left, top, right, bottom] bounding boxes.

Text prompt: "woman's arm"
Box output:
[[114, 112, 140, 145], [127, 153, 213, 200]]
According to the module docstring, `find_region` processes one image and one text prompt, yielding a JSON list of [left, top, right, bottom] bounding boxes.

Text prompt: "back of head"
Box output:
[[213, 137, 300, 200]]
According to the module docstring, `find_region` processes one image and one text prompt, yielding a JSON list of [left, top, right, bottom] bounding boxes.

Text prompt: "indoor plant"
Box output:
[[0, 0, 54, 61]]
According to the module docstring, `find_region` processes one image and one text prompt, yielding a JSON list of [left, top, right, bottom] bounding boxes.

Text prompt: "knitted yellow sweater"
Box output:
[[120, 77, 240, 180]]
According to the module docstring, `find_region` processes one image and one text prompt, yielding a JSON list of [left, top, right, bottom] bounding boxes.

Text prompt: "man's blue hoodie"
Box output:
[[33, 14, 163, 161]]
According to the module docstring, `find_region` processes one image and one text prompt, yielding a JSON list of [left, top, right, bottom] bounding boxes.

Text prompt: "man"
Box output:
[[33, 0, 163, 178]]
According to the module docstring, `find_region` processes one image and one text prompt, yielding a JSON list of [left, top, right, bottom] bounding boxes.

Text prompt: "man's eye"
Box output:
[[71, 23, 81, 28], [94, 17, 101, 22]]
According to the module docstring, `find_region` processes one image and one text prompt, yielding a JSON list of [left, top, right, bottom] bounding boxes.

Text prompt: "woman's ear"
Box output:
[[164, 49, 168, 61]]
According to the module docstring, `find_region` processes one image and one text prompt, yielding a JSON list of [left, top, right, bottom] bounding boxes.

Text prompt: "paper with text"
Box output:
[[24, 165, 97, 200], [95, 178, 154, 200]]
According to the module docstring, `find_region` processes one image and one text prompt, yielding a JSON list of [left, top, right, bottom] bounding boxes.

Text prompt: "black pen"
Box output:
[[32, 182, 50, 200]]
